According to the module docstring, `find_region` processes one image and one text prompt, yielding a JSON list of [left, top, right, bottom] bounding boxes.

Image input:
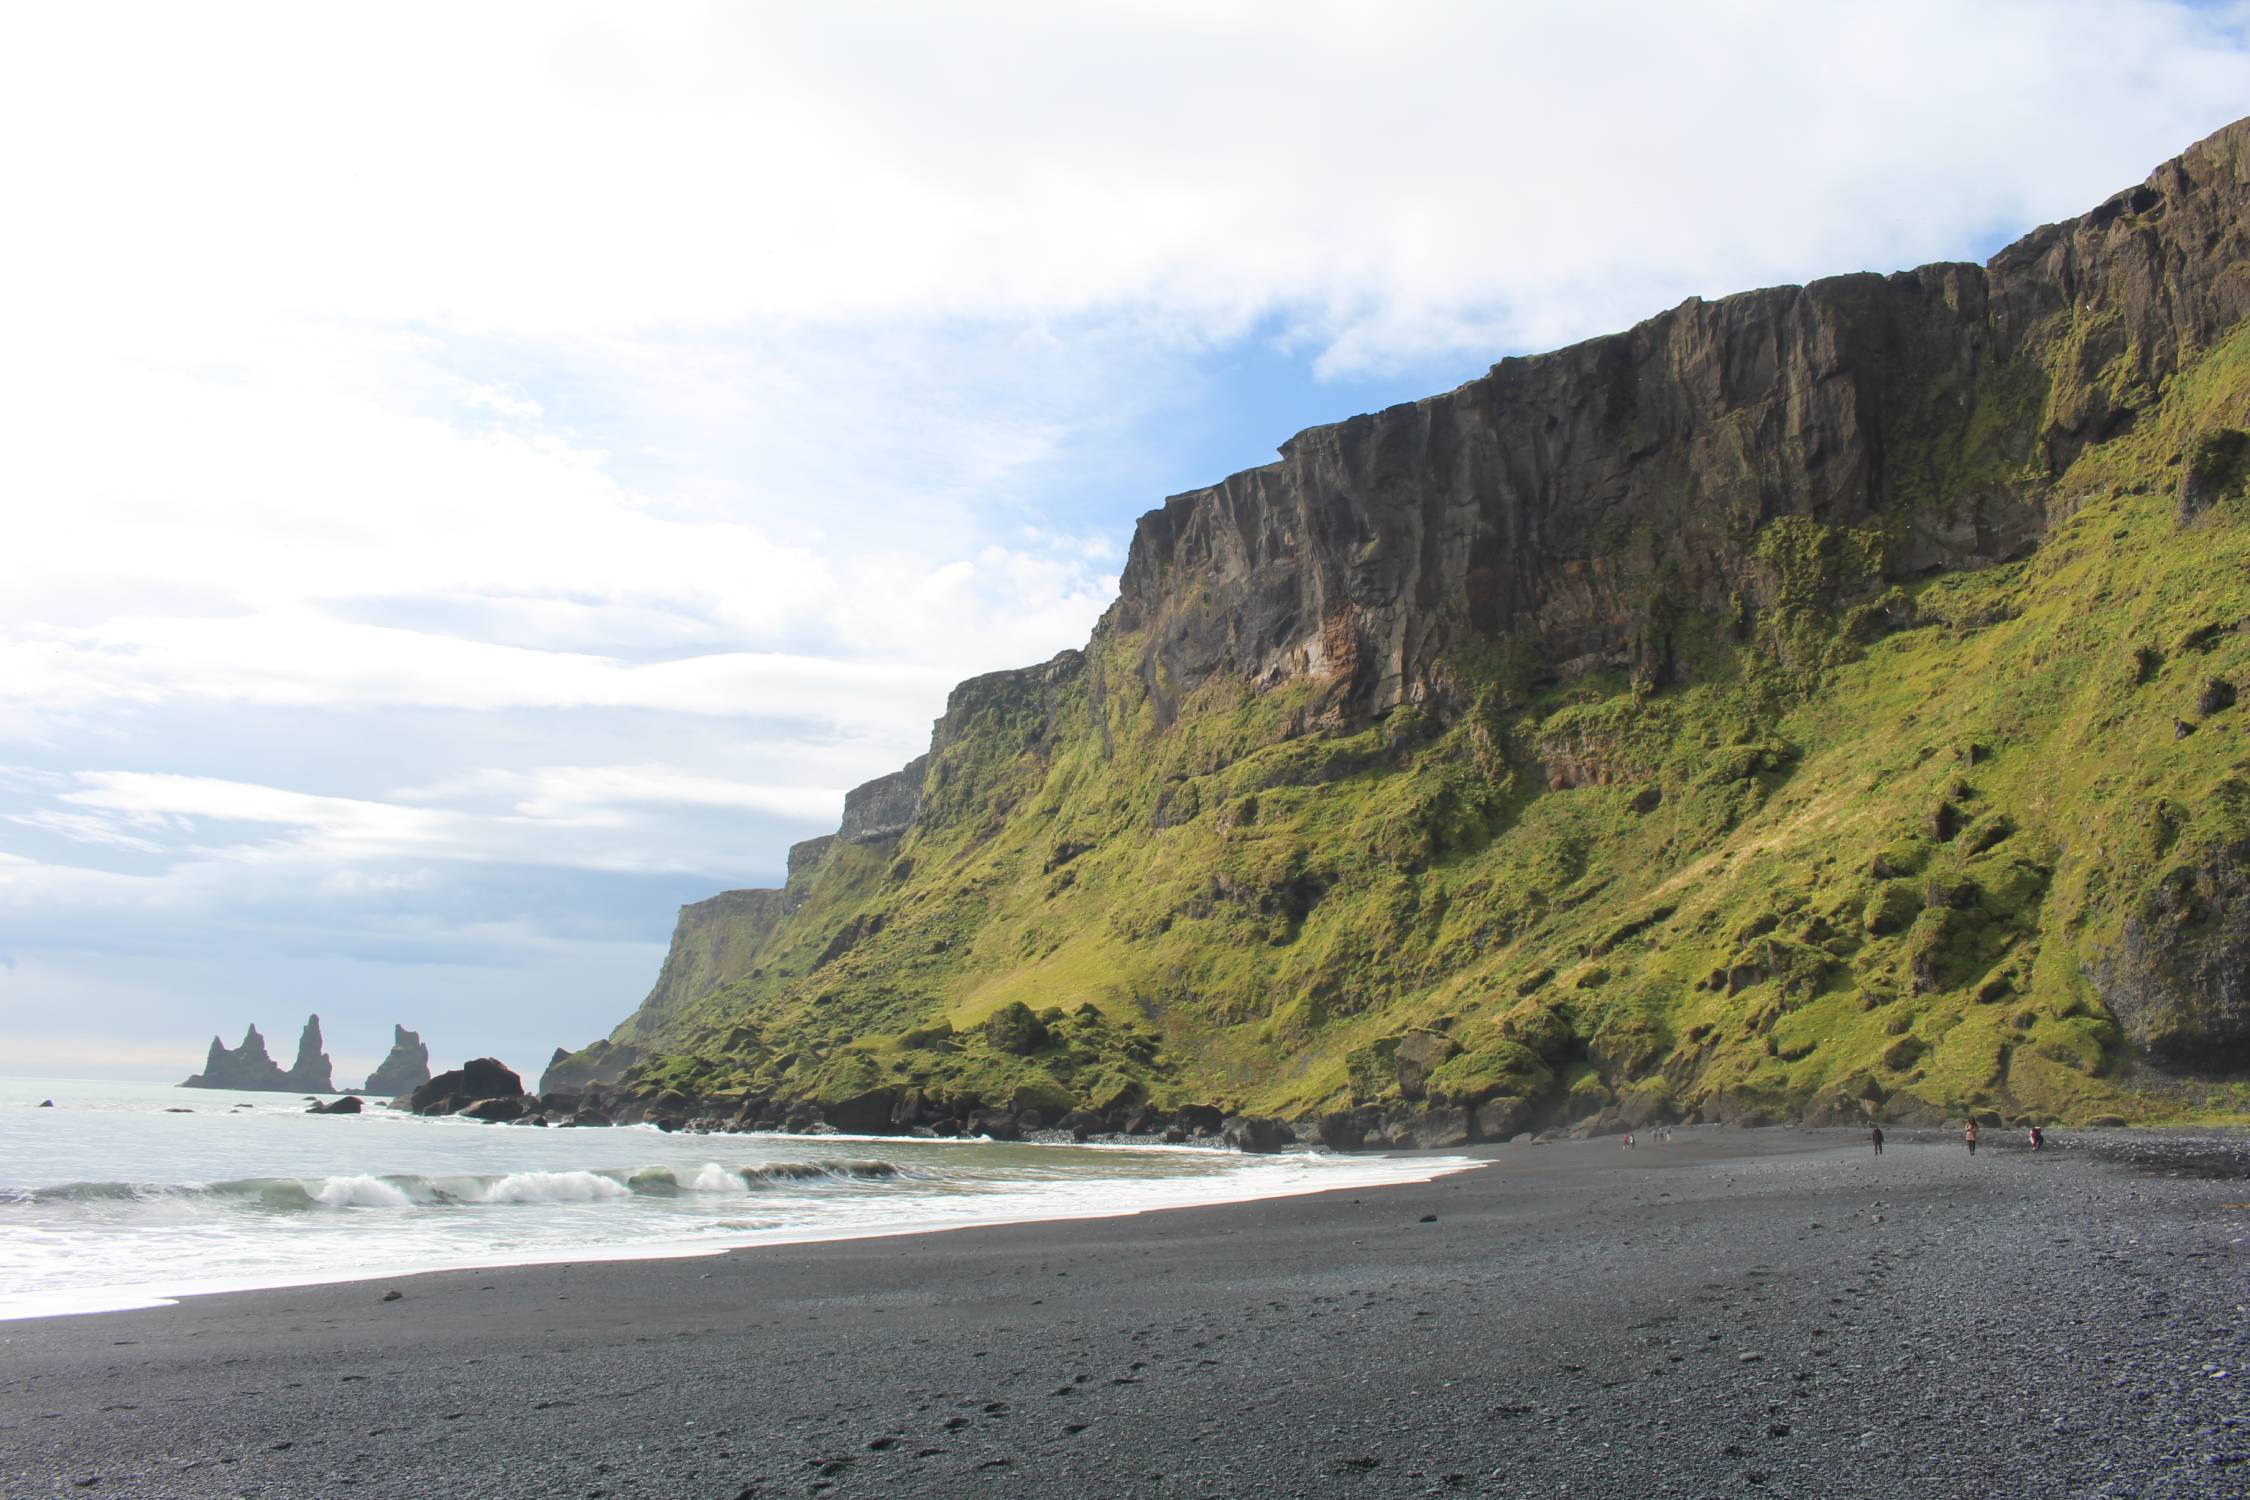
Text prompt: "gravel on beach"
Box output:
[[1, 1126, 2245, 1499]]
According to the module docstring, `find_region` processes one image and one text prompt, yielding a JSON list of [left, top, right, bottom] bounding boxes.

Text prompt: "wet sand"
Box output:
[[2, 1126, 2245, 1498]]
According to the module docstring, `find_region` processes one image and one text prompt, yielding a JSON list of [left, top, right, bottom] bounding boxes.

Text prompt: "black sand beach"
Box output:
[[3, 1128, 2245, 1499]]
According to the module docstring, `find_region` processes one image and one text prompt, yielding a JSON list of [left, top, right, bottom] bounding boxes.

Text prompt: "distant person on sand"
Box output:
[[1871, 1125, 1884, 1156], [1622, 1132, 1635, 1149], [1964, 1120, 1979, 1156], [2028, 1124, 2044, 1151]]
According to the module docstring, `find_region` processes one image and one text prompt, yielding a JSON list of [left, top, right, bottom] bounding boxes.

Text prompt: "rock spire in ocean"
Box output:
[[181, 1014, 336, 1093], [364, 1025, 432, 1096]]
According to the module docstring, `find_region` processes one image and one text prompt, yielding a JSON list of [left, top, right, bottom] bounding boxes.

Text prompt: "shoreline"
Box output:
[[0, 1140, 1481, 1325], [6, 1125, 2245, 1497]]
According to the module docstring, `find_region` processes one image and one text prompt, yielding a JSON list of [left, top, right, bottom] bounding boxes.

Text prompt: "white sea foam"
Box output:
[[478, 1169, 630, 1204], [311, 1174, 414, 1209], [691, 1162, 749, 1194]]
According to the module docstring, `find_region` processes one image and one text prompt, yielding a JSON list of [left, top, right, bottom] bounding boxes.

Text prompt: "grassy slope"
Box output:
[[613, 329, 2250, 1128]]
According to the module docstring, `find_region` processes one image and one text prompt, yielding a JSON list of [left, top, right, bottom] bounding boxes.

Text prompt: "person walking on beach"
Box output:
[[1870, 1125, 1884, 1156], [2027, 1124, 2044, 1151], [1964, 1119, 1979, 1156]]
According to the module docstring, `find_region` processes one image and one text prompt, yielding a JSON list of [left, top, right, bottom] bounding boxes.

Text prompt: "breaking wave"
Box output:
[[5, 1158, 914, 1215]]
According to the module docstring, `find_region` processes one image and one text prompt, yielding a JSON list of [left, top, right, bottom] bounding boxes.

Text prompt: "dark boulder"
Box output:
[[1390, 1030, 1460, 1101], [458, 1095, 529, 1123], [1316, 1110, 1370, 1150], [1398, 1104, 1473, 1149], [568, 1108, 613, 1128], [307, 1095, 363, 1115], [1220, 1116, 1293, 1153], [1175, 1104, 1224, 1137], [967, 1109, 1021, 1141], [408, 1057, 525, 1116], [821, 1088, 901, 1134], [1471, 1096, 1529, 1140]]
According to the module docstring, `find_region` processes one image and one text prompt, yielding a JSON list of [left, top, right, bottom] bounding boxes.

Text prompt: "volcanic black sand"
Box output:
[[3, 1127, 2246, 1499]]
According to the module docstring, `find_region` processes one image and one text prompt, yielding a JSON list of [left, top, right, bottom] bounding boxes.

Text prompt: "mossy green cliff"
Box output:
[[551, 118, 2250, 1141]]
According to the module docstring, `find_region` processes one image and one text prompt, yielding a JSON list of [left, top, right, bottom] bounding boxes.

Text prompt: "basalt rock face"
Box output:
[[540, 1038, 641, 1093], [363, 1025, 431, 1096], [1112, 119, 2250, 721], [840, 756, 927, 842], [567, 118, 2250, 1130], [631, 887, 799, 1035], [182, 1015, 335, 1093], [2097, 837, 2250, 1066]]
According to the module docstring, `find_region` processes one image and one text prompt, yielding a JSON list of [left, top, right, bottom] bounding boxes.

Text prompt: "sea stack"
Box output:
[[182, 1015, 336, 1093], [364, 1025, 432, 1095], [280, 1014, 335, 1093]]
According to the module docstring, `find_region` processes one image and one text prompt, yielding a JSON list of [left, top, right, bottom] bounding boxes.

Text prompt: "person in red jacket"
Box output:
[[1964, 1119, 1979, 1156]]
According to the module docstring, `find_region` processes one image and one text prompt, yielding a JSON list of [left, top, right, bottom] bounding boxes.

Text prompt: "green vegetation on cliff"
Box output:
[[564, 123, 2250, 1135]]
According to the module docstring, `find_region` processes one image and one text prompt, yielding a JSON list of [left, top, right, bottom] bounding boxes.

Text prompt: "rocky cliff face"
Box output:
[[1112, 118, 2250, 722], [182, 1015, 335, 1093], [2098, 836, 2250, 1066], [564, 116, 2250, 1134], [363, 1024, 431, 1095], [839, 755, 927, 842]]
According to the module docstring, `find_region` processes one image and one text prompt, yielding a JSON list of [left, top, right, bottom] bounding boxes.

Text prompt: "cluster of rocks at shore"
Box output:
[[339, 1051, 2091, 1151], [421, 1082, 1554, 1152], [383, 1064, 1996, 1150]]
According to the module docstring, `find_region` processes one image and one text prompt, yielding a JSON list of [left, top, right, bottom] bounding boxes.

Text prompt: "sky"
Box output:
[[4, 1, 2249, 1084]]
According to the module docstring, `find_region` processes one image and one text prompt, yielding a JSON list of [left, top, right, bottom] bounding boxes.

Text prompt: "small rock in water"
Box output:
[[38, 1099, 55, 1108], [1419, 1213, 1439, 1223], [381, 1289, 403, 1302]]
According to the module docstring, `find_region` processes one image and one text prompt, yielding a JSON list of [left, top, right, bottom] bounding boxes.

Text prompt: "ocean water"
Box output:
[[0, 1077, 1475, 1320]]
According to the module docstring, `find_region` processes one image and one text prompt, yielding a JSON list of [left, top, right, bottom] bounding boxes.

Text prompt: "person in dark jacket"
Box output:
[[1871, 1125, 1884, 1156]]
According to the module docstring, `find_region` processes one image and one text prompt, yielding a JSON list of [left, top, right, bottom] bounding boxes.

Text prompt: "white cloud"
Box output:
[[38, 767, 844, 877], [9, 1, 2244, 369]]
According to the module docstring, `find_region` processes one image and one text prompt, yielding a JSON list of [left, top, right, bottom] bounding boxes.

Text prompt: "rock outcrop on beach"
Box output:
[[555, 116, 2250, 1137], [182, 1015, 336, 1093], [363, 1025, 432, 1095], [403, 1057, 528, 1117]]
